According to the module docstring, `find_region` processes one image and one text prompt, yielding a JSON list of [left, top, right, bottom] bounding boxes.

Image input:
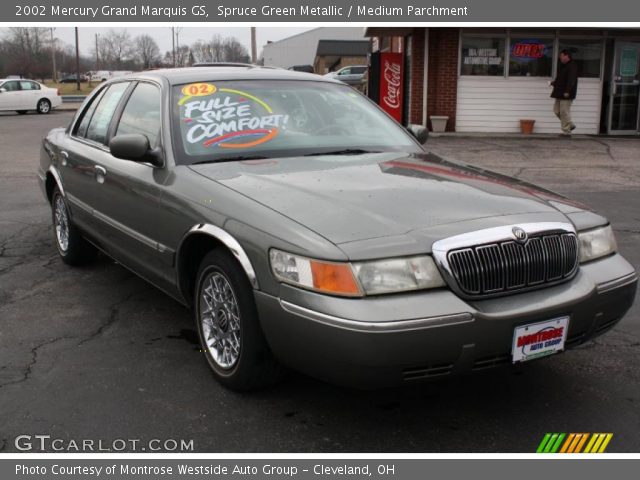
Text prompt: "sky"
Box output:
[[2, 26, 312, 58]]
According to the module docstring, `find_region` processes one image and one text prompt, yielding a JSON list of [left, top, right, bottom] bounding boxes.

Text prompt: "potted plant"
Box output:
[[520, 119, 536, 134]]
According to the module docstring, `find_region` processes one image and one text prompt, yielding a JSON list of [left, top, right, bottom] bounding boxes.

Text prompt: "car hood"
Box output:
[[189, 152, 582, 245]]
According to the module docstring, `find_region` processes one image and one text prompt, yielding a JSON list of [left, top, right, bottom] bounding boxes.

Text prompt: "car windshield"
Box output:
[[171, 80, 421, 164]]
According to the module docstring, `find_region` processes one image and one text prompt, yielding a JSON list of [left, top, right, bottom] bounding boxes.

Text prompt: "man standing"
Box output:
[[551, 49, 578, 135]]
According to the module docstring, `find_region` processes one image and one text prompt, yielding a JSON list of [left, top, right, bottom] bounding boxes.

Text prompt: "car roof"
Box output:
[[129, 66, 343, 86]]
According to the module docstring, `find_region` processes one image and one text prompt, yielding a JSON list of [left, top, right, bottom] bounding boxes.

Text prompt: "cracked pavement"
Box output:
[[0, 112, 639, 453]]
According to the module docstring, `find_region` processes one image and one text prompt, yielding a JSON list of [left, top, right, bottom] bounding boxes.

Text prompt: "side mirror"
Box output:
[[407, 124, 428, 144], [109, 133, 163, 166]]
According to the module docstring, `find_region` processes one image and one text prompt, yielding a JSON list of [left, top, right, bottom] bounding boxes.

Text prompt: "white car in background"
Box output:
[[0, 79, 62, 114]]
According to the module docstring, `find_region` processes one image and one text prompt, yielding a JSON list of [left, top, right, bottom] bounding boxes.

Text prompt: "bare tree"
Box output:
[[223, 37, 250, 63], [190, 35, 250, 64], [163, 45, 191, 68], [93, 29, 134, 70], [1, 27, 50, 78], [134, 34, 160, 70]]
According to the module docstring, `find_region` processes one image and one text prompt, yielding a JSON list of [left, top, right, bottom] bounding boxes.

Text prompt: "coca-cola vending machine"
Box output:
[[368, 51, 404, 123]]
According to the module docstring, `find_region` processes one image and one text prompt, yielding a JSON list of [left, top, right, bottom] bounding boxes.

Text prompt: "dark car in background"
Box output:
[[38, 66, 637, 390], [59, 74, 89, 83]]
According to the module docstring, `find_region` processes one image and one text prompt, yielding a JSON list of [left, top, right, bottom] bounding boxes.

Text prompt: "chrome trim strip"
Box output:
[[66, 193, 174, 254], [48, 165, 65, 197], [178, 224, 259, 290], [280, 300, 474, 333], [432, 222, 576, 254], [596, 272, 638, 294]]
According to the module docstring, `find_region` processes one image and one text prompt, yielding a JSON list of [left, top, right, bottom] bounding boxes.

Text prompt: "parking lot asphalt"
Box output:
[[1, 111, 639, 453]]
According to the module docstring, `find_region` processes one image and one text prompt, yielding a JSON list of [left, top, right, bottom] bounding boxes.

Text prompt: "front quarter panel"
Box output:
[[157, 166, 348, 298]]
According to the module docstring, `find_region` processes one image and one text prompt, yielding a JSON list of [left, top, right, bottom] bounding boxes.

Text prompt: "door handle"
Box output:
[[94, 165, 107, 184]]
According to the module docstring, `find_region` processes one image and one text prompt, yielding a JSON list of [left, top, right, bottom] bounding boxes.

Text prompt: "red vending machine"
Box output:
[[368, 51, 404, 123]]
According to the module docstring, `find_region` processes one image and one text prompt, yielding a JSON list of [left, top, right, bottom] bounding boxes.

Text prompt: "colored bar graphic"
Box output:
[[598, 434, 613, 453], [537, 433, 613, 453], [584, 433, 598, 453], [574, 433, 589, 453], [559, 433, 575, 453], [536, 433, 552, 453]]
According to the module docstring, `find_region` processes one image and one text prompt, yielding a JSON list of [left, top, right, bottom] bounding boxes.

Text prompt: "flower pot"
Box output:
[[520, 119, 536, 134], [430, 115, 449, 133]]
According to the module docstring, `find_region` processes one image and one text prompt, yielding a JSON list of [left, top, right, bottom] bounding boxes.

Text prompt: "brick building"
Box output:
[[366, 28, 640, 135]]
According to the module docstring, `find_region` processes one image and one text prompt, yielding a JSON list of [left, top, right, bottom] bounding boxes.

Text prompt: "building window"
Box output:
[[509, 37, 553, 77], [461, 36, 506, 76], [559, 39, 603, 78]]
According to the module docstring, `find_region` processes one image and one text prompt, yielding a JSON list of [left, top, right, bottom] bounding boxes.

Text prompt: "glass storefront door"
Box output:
[[608, 41, 640, 134]]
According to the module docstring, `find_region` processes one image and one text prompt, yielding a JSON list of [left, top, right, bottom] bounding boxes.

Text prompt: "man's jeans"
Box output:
[[553, 99, 574, 134]]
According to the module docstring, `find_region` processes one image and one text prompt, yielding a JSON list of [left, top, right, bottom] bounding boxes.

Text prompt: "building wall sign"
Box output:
[[511, 41, 546, 59], [463, 48, 502, 66]]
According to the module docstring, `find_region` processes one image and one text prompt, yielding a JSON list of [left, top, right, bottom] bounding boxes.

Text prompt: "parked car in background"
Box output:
[[89, 70, 134, 82], [38, 66, 636, 391], [324, 65, 368, 85], [0, 79, 61, 114], [59, 74, 88, 84]]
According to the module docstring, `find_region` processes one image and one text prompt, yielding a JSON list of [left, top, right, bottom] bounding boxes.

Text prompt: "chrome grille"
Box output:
[[447, 233, 578, 297]]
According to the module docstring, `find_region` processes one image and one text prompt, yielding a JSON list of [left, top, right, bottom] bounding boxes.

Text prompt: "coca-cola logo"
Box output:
[[382, 60, 402, 110]]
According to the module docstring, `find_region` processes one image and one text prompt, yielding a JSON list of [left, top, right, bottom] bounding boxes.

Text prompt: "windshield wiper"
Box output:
[[192, 155, 269, 165], [303, 149, 381, 157]]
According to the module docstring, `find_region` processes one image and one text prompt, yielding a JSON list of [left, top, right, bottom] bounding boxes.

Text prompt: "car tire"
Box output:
[[194, 249, 284, 391], [16, 110, 27, 115], [36, 98, 51, 114], [51, 186, 97, 265]]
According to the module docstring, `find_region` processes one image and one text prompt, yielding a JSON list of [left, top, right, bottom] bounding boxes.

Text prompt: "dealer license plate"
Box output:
[[512, 316, 569, 363]]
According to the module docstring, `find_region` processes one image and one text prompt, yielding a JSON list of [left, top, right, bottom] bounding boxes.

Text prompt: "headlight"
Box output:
[[269, 249, 362, 296], [353, 256, 445, 295], [269, 249, 445, 296], [578, 225, 617, 263]]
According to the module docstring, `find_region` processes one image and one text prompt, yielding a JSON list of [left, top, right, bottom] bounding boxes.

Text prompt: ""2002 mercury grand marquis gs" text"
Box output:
[[38, 66, 637, 390]]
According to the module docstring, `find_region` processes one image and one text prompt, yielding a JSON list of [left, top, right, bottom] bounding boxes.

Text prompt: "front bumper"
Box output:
[[256, 253, 637, 388]]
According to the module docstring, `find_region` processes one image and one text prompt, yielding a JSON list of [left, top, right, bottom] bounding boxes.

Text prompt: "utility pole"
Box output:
[[75, 27, 81, 91], [50, 28, 57, 83], [175, 27, 183, 66], [95, 33, 99, 70], [251, 27, 257, 64], [172, 27, 176, 67]]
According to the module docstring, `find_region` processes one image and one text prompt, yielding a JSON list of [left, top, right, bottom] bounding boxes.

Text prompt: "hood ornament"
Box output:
[[512, 226, 528, 243]]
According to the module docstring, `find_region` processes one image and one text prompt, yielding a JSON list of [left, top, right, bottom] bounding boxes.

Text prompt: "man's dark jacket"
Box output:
[[551, 60, 578, 100]]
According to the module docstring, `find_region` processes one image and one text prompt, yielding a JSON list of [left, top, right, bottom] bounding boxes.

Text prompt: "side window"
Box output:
[[74, 87, 108, 138], [2, 81, 20, 92], [20, 81, 39, 90], [339, 68, 351, 75], [85, 82, 130, 145], [115, 83, 161, 147]]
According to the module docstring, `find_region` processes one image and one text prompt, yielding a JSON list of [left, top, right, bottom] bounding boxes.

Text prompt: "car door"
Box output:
[[83, 80, 173, 289], [0, 80, 21, 109], [59, 81, 131, 237], [19, 80, 41, 108]]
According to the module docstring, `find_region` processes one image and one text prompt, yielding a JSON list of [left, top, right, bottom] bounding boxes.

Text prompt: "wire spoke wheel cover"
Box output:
[[199, 271, 241, 369], [54, 195, 69, 252]]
